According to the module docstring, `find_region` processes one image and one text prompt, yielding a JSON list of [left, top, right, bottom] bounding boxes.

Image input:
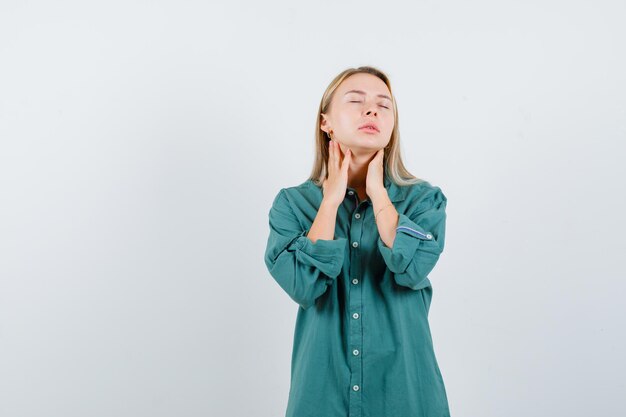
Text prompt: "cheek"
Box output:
[[336, 112, 358, 129], [383, 116, 395, 131]]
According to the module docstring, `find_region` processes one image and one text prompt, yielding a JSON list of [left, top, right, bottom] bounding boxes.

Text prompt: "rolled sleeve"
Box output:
[[292, 229, 346, 277], [264, 189, 347, 309], [377, 187, 447, 290]]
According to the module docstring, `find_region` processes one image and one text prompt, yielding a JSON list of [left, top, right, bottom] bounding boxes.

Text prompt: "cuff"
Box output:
[[377, 212, 435, 274], [292, 230, 347, 278]]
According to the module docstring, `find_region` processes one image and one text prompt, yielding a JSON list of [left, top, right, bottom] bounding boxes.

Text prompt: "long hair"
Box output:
[[309, 66, 424, 187]]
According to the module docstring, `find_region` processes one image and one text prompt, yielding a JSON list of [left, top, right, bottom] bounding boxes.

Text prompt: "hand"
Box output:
[[322, 140, 352, 207], [365, 148, 386, 200]]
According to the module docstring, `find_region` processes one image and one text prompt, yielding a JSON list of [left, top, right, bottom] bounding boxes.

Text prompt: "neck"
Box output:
[[347, 150, 377, 189]]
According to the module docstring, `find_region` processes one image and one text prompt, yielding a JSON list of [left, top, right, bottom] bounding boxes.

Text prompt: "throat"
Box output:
[[355, 188, 368, 202]]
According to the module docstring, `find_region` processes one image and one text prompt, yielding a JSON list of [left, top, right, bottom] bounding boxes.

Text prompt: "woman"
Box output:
[[264, 66, 450, 417]]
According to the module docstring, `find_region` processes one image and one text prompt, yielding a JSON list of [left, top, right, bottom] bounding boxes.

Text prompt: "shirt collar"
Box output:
[[307, 173, 407, 203], [383, 173, 408, 203]]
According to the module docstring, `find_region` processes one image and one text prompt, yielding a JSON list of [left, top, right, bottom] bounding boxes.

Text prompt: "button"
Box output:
[[353, 349, 359, 356], [352, 385, 360, 391], [426, 234, 433, 239], [352, 312, 360, 319], [348, 190, 354, 195], [352, 241, 359, 248], [355, 213, 361, 219], [352, 278, 359, 284]]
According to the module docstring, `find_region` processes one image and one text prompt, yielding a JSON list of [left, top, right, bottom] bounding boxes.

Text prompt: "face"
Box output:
[[320, 73, 395, 154]]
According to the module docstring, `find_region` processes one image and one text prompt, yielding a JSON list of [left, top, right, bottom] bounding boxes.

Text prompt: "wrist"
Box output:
[[369, 188, 390, 207], [320, 198, 340, 212]]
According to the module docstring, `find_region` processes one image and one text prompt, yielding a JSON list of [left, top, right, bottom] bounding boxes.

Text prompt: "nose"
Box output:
[[363, 99, 378, 116]]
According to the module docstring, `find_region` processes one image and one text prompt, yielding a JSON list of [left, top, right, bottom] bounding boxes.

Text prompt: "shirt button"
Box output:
[[352, 385, 360, 391], [355, 213, 361, 219], [353, 349, 360, 356], [352, 312, 360, 319], [348, 190, 354, 195], [352, 241, 359, 248], [426, 233, 433, 239], [352, 278, 359, 284]]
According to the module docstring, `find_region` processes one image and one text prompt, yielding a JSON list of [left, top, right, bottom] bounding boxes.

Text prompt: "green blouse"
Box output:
[[264, 173, 450, 417]]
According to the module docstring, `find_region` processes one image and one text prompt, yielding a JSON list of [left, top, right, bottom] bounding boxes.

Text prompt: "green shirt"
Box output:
[[264, 173, 450, 417]]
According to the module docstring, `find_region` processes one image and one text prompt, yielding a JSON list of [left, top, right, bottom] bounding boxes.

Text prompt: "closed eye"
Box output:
[[350, 100, 390, 109]]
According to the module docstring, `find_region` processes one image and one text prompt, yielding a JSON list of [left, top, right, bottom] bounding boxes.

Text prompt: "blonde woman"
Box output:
[[264, 66, 450, 417]]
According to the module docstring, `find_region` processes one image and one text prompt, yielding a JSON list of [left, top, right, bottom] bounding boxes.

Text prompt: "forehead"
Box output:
[[338, 73, 391, 97]]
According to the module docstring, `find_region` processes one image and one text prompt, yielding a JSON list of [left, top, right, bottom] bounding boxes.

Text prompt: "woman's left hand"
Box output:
[[365, 148, 386, 201]]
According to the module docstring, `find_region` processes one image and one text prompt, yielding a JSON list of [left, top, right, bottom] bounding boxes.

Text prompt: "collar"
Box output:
[[308, 173, 407, 203], [382, 173, 408, 203]]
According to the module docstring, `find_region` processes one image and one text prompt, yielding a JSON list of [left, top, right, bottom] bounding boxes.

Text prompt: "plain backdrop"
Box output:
[[1, 1, 625, 416]]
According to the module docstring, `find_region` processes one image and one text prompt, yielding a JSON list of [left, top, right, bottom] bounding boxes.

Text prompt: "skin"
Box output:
[[306, 73, 400, 249], [320, 72, 395, 203]]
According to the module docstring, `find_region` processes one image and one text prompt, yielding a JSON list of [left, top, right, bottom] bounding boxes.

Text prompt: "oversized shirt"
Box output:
[[264, 173, 450, 417]]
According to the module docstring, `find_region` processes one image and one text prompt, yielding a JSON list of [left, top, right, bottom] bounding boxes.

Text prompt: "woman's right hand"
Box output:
[[322, 140, 352, 208]]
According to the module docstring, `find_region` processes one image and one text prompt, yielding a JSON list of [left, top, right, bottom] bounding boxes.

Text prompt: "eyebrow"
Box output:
[[344, 89, 392, 102]]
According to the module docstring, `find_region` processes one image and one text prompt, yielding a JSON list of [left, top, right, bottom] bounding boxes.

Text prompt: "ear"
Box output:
[[320, 113, 331, 133]]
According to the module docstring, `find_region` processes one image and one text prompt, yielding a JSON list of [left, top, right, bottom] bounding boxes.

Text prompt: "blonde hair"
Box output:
[[309, 65, 424, 187]]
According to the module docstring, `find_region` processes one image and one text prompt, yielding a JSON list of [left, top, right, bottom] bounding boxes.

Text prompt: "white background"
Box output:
[[1, 1, 625, 416]]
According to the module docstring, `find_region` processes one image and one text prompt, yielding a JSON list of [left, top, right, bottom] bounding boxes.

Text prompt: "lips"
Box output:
[[359, 123, 379, 132]]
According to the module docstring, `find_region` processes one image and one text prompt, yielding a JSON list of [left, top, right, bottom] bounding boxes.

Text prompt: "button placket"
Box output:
[[348, 202, 364, 417]]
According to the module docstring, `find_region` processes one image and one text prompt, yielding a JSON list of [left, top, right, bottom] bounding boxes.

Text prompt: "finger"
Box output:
[[331, 141, 338, 172], [337, 142, 345, 162], [341, 148, 351, 173], [328, 140, 335, 174], [332, 141, 341, 169]]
